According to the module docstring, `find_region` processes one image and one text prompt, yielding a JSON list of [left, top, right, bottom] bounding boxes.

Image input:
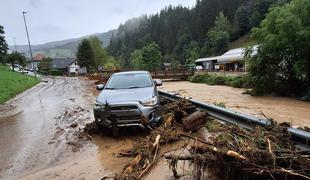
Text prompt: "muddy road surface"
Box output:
[[159, 81, 310, 127], [0, 77, 107, 179]]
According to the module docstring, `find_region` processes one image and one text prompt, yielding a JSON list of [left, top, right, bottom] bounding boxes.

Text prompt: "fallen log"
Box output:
[[182, 110, 207, 131]]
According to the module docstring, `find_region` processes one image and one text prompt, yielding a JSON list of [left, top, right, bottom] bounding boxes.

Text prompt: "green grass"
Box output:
[[0, 65, 40, 104]]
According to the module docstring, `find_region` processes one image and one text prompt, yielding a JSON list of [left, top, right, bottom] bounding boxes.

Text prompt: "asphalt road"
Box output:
[[0, 76, 99, 179]]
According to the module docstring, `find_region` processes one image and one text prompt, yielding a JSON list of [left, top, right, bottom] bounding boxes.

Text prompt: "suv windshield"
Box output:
[[105, 73, 153, 89]]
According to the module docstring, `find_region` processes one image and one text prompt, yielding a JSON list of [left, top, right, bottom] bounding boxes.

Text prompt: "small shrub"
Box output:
[[189, 73, 209, 83], [49, 69, 64, 76], [206, 75, 227, 85], [214, 101, 226, 108], [229, 76, 246, 88]]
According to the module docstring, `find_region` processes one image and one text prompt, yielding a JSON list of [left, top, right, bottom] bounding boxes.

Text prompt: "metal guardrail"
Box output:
[[159, 90, 310, 147]]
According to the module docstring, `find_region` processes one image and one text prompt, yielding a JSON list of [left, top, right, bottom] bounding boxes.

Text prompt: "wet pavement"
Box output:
[[0, 76, 104, 179]]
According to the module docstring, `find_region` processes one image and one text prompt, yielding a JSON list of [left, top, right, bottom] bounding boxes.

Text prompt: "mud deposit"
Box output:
[[159, 81, 310, 127], [0, 77, 105, 179]]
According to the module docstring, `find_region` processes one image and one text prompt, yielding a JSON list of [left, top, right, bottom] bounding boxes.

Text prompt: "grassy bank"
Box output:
[[189, 73, 248, 88], [0, 65, 40, 104]]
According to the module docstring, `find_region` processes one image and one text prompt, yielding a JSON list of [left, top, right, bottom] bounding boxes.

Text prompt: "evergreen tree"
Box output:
[[76, 39, 95, 72], [0, 25, 9, 63], [141, 42, 162, 71], [88, 36, 108, 70]]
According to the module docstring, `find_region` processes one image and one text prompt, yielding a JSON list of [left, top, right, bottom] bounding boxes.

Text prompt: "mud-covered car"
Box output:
[[94, 71, 162, 130]]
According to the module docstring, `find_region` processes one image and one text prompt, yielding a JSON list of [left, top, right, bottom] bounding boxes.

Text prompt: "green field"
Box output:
[[0, 65, 40, 104]]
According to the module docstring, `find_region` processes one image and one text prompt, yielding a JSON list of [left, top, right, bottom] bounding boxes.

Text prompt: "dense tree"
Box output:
[[104, 56, 120, 71], [88, 36, 108, 70], [173, 34, 191, 65], [0, 25, 8, 63], [212, 12, 233, 35], [5, 52, 26, 71], [130, 50, 143, 70], [38, 57, 52, 71], [234, 6, 251, 36], [207, 12, 232, 55], [107, 0, 281, 69], [76, 39, 95, 72], [141, 42, 162, 71], [248, 0, 310, 97]]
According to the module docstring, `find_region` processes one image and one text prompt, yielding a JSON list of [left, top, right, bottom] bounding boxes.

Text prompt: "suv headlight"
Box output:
[[141, 96, 158, 107], [94, 101, 105, 109]]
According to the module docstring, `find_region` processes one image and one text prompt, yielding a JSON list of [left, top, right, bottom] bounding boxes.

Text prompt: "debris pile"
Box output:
[[82, 97, 310, 179], [166, 119, 310, 179], [111, 98, 205, 179]]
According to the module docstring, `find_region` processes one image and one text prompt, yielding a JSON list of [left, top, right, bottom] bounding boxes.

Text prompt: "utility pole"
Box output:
[[22, 11, 36, 78], [13, 37, 17, 52]]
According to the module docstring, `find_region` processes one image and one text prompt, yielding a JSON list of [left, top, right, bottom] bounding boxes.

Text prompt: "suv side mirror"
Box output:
[[154, 79, 162, 86], [96, 84, 105, 90]]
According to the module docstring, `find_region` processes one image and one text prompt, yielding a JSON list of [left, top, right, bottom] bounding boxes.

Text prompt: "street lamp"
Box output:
[[22, 11, 36, 78]]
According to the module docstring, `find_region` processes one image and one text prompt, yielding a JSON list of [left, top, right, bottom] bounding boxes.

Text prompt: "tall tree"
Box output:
[[0, 25, 9, 63], [130, 49, 144, 70], [88, 36, 108, 70], [207, 12, 232, 55], [234, 5, 251, 36], [5, 52, 26, 71], [76, 39, 95, 72], [248, 0, 310, 96], [141, 42, 162, 71]]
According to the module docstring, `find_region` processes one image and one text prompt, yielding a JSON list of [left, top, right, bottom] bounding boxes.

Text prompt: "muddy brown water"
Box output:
[[159, 81, 310, 127]]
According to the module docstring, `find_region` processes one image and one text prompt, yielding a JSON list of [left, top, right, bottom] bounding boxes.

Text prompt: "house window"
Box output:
[[75, 62, 77, 66], [75, 69, 78, 72]]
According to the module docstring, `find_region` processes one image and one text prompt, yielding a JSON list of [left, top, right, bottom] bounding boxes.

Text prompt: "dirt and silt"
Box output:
[[0, 77, 309, 179]]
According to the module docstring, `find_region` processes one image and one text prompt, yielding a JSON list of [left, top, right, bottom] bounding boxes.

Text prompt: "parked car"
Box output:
[[94, 71, 162, 131]]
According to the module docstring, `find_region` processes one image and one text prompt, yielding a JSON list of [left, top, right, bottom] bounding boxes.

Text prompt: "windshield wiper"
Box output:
[[105, 88, 115, 90]]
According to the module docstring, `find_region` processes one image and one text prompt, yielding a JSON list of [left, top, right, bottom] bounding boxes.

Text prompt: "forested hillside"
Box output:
[[12, 29, 116, 58], [108, 0, 286, 69]]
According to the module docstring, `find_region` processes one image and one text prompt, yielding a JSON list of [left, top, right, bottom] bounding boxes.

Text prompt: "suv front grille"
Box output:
[[109, 105, 138, 111]]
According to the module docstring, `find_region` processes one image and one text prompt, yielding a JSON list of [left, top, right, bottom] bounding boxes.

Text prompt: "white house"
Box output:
[[51, 58, 87, 74], [195, 45, 258, 71]]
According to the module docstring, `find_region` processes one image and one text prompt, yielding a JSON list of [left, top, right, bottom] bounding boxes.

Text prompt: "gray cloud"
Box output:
[[1, 0, 195, 45]]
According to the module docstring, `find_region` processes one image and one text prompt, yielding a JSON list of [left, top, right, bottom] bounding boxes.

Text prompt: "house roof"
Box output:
[[51, 58, 77, 69], [195, 56, 221, 63], [33, 53, 45, 61], [217, 45, 258, 62]]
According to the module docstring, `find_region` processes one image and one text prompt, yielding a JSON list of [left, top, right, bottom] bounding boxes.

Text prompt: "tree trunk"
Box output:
[[11, 63, 14, 71], [182, 110, 207, 131]]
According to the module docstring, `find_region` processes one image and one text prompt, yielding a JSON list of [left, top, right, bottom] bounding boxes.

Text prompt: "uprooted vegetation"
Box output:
[[82, 97, 310, 179], [166, 119, 310, 179]]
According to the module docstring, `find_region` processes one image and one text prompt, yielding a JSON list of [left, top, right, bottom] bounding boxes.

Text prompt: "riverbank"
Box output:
[[158, 81, 310, 127], [0, 65, 40, 104]]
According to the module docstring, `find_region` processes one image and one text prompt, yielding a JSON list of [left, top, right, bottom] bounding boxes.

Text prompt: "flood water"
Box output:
[[159, 81, 310, 127]]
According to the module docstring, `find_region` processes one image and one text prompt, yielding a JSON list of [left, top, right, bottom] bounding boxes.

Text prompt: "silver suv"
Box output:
[[94, 71, 162, 130]]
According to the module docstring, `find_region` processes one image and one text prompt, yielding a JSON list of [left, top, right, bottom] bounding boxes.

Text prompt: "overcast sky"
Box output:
[[1, 0, 196, 45]]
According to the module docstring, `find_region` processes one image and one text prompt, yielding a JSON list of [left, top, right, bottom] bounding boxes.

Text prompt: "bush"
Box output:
[[190, 73, 248, 88], [38, 70, 49, 75], [49, 69, 64, 76], [189, 73, 209, 83], [228, 76, 247, 88]]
